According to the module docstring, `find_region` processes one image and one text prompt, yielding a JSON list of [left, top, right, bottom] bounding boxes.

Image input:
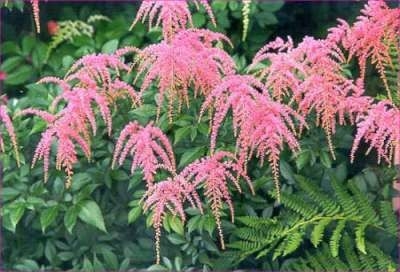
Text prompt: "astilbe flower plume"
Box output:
[[143, 176, 202, 264], [20, 72, 116, 186], [112, 121, 176, 187], [65, 53, 132, 91], [126, 29, 235, 122], [0, 105, 20, 166], [130, 0, 216, 41], [179, 151, 254, 250], [351, 100, 400, 167], [64, 53, 141, 106], [142, 151, 253, 264], [19, 109, 91, 188], [328, 0, 400, 100], [200, 75, 303, 201], [251, 37, 372, 158]]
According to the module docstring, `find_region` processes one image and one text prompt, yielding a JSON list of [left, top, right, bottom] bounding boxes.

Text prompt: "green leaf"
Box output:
[[64, 206, 80, 233], [320, 152, 332, 168], [78, 200, 107, 232], [329, 220, 346, 257], [40, 205, 59, 233], [82, 256, 93, 270], [4, 65, 32, 85], [58, 251, 74, 261], [259, 1, 284, 12], [169, 216, 184, 236], [256, 12, 278, 27], [0, 56, 24, 72], [311, 218, 331, 247], [132, 104, 157, 118], [174, 127, 191, 145], [10, 202, 25, 230], [1, 187, 21, 202], [295, 150, 311, 170], [355, 222, 367, 254], [178, 147, 205, 168], [101, 39, 119, 54], [45, 241, 57, 263], [128, 206, 142, 224], [22, 36, 36, 55], [101, 248, 118, 270]]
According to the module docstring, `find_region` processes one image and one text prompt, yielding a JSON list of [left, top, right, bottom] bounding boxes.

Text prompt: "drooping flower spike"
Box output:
[[130, 0, 216, 41], [251, 36, 372, 158], [20, 76, 114, 186], [129, 29, 235, 122], [200, 75, 303, 201], [0, 105, 20, 166], [328, 0, 400, 101], [19, 110, 91, 188], [31, 0, 40, 33], [143, 176, 202, 264], [112, 121, 176, 187], [179, 151, 254, 249], [65, 53, 131, 90], [351, 100, 400, 167]]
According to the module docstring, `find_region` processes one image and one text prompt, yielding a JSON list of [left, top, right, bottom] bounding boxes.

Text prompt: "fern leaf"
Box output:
[[342, 234, 362, 270], [355, 222, 367, 254], [296, 175, 340, 215], [280, 193, 319, 219], [348, 182, 380, 225], [331, 178, 358, 217], [310, 218, 332, 248], [282, 231, 304, 257], [379, 201, 397, 235], [329, 220, 346, 257], [366, 241, 398, 271]]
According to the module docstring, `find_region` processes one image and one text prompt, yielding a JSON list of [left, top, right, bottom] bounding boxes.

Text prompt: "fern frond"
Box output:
[[347, 182, 380, 225], [329, 219, 346, 257], [310, 218, 332, 248], [379, 201, 397, 235], [331, 178, 359, 217]]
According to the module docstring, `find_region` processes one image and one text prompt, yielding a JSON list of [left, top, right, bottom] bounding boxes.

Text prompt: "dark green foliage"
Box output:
[[229, 176, 398, 270]]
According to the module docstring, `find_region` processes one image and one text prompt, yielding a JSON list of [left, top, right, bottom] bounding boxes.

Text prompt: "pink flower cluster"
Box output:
[[130, 0, 216, 41], [0, 105, 19, 166], [123, 29, 235, 122], [20, 54, 141, 187]]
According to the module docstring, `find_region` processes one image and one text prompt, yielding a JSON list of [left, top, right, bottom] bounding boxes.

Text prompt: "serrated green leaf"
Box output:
[[40, 205, 59, 233], [311, 218, 331, 247], [78, 200, 107, 232], [128, 206, 142, 224], [64, 205, 80, 233], [101, 39, 119, 54], [329, 220, 346, 257], [4, 65, 32, 85]]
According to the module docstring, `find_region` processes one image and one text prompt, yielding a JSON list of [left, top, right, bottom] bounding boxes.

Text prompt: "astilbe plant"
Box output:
[[143, 176, 202, 264], [20, 53, 140, 187], [112, 121, 176, 187], [142, 151, 253, 263], [0, 105, 19, 166], [201, 75, 303, 201], [125, 29, 235, 121], [179, 151, 254, 249], [130, 0, 216, 41], [20, 78, 112, 187], [328, 0, 400, 100], [251, 36, 372, 158]]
